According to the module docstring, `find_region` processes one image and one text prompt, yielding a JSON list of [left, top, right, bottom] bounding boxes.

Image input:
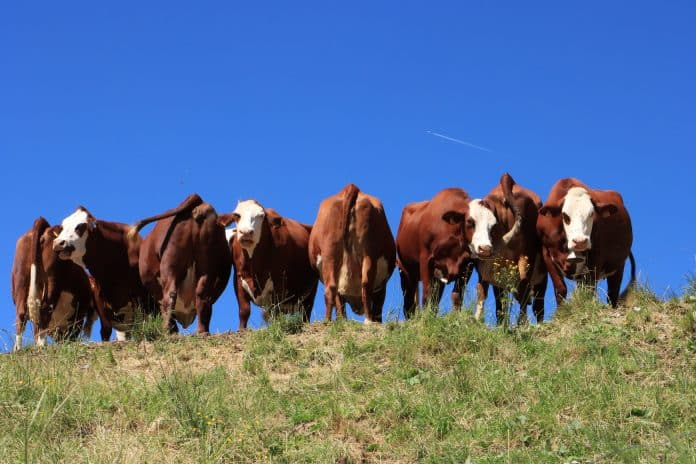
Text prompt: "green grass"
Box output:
[[1, 290, 695, 463]]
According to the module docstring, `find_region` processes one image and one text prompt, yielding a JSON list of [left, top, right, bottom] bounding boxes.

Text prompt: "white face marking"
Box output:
[[55, 209, 90, 267], [233, 201, 265, 257], [562, 187, 594, 251], [468, 199, 497, 256]]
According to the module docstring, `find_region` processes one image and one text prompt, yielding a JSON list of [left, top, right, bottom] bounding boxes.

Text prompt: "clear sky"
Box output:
[[2, 2, 695, 346]]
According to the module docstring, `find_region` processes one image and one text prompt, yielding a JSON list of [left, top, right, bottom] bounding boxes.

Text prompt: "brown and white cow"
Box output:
[[11, 217, 101, 351], [309, 184, 396, 323], [53, 207, 154, 341], [396, 187, 474, 318], [537, 178, 635, 307], [466, 173, 548, 324], [130, 194, 232, 334], [223, 200, 318, 328]]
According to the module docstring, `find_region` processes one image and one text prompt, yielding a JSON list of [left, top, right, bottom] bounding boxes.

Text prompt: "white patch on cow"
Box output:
[[47, 292, 76, 332], [13, 335, 22, 352], [433, 268, 448, 284], [233, 200, 265, 258], [36, 334, 47, 347], [474, 300, 484, 321], [56, 209, 90, 268], [338, 251, 361, 296], [242, 277, 275, 307], [315, 255, 322, 274], [562, 187, 594, 252], [225, 228, 236, 243], [27, 264, 42, 324], [173, 265, 197, 328], [468, 199, 497, 257], [115, 330, 127, 341]]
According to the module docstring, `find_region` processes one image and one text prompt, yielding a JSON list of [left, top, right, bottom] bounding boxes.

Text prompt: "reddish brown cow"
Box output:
[[130, 194, 232, 334], [309, 184, 396, 323], [53, 207, 154, 341], [537, 178, 635, 307], [224, 200, 318, 328], [466, 173, 548, 324], [396, 188, 474, 318], [11, 217, 101, 351]]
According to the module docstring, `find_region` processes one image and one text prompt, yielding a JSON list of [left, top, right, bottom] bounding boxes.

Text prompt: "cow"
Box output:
[[129, 194, 232, 334], [396, 188, 477, 317], [466, 173, 548, 325], [53, 206, 154, 341], [537, 178, 635, 308], [309, 184, 396, 323], [11, 217, 100, 351], [224, 200, 318, 328]]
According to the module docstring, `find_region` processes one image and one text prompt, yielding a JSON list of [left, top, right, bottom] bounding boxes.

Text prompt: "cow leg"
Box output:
[[451, 263, 474, 311], [160, 278, 178, 334], [399, 266, 418, 319], [361, 256, 376, 324], [14, 307, 27, 352], [300, 282, 318, 323], [516, 278, 531, 325], [195, 275, 212, 334], [475, 281, 489, 321], [606, 268, 625, 308], [531, 276, 548, 323], [336, 295, 347, 319], [370, 287, 386, 323], [543, 249, 567, 306], [493, 285, 507, 327], [323, 284, 337, 321]]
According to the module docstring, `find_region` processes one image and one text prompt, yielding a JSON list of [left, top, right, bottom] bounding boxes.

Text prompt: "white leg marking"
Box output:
[[115, 330, 127, 341], [13, 335, 22, 352], [36, 334, 47, 347]]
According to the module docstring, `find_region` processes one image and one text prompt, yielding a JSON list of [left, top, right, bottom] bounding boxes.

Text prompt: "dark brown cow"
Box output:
[[53, 207, 153, 341], [130, 194, 232, 334], [466, 173, 548, 324], [396, 188, 475, 317], [537, 178, 635, 307], [11, 217, 100, 351], [309, 184, 396, 323], [223, 200, 318, 328]]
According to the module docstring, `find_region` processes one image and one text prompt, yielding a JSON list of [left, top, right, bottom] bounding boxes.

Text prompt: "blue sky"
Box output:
[[2, 2, 695, 345]]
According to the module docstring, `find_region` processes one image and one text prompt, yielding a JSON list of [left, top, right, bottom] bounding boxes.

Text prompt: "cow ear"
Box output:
[[217, 213, 240, 227], [269, 216, 283, 228], [594, 202, 618, 218], [539, 205, 560, 217], [442, 211, 465, 225]]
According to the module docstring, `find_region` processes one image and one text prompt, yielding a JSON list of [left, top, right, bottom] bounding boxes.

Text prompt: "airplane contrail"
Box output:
[[425, 130, 492, 153]]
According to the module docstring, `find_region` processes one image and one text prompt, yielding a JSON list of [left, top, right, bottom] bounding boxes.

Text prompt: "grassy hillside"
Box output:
[[1, 287, 694, 463]]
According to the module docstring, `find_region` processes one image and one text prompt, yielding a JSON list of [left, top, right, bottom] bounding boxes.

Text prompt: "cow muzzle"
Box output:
[[477, 245, 493, 258], [570, 237, 589, 252], [52, 241, 75, 259]]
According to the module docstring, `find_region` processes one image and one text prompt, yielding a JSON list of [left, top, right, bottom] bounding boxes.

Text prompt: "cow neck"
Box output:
[[83, 221, 129, 285], [243, 220, 274, 281]]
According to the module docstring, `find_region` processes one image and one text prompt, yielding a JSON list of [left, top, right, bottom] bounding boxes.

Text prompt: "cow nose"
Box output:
[[572, 237, 588, 248], [477, 245, 492, 257]]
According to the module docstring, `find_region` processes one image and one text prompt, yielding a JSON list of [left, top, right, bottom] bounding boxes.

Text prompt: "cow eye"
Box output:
[[562, 213, 570, 225], [75, 223, 88, 236], [466, 218, 475, 228]]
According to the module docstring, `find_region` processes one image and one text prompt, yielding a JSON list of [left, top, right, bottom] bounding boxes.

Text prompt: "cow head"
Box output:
[[229, 200, 266, 256], [467, 199, 497, 258], [53, 207, 96, 267], [539, 187, 618, 253], [429, 208, 473, 283], [40, 226, 63, 271]]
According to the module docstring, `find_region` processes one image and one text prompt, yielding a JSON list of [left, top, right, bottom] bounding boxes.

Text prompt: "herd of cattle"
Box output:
[[10, 174, 634, 351]]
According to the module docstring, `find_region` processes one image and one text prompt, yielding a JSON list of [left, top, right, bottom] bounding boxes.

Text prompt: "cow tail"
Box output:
[[619, 251, 636, 302], [127, 193, 204, 239], [28, 217, 50, 325], [340, 183, 360, 250], [500, 173, 522, 244]]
